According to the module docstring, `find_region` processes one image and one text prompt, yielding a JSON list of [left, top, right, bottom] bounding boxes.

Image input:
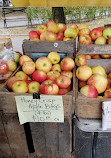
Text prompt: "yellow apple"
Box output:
[[48, 52, 60, 64], [51, 64, 61, 72], [7, 60, 17, 72], [22, 61, 35, 75], [28, 81, 40, 93], [15, 71, 28, 80], [12, 81, 28, 93]]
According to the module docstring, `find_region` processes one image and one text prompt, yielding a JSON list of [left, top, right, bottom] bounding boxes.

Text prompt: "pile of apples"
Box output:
[[76, 63, 111, 98], [6, 52, 75, 95], [78, 24, 111, 45], [0, 52, 21, 88], [28, 20, 86, 41]]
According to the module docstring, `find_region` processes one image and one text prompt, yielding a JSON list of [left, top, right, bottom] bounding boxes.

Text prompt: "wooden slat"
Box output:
[[2, 114, 30, 158], [78, 43, 111, 55], [0, 112, 12, 158], [22, 40, 76, 54]]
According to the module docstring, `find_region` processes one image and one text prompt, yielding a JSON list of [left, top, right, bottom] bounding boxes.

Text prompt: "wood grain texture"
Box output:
[[76, 59, 111, 119], [78, 43, 111, 55], [0, 112, 12, 158], [23, 39, 76, 54], [2, 114, 30, 158]]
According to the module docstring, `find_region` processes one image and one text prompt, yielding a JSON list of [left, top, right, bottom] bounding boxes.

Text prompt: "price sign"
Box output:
[[15, 95, 64, 125], [102, 101, 111, 130]]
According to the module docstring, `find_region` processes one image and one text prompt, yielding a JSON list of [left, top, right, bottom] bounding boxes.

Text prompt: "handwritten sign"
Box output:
[[15, 95, 64, 125], [102, 101, 111, 130]]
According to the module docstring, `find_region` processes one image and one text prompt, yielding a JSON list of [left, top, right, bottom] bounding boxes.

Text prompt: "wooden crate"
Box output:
[[75, 59, 111, 119], [0, 39, 76, 157], [0, 38, 12, 52]]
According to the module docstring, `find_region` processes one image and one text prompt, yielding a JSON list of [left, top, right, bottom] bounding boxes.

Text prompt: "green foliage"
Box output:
[[25, 7, 111, 24]]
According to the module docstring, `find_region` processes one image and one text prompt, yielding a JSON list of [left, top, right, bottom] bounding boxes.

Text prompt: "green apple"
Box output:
[[103, 27, 111, 39], [64, 28, 78, 39], [14, 53, 20, 63]]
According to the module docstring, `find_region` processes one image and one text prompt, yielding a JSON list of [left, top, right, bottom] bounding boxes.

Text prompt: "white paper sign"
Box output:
[[102, 101, 111, 130], [15, 95, 64, 125]]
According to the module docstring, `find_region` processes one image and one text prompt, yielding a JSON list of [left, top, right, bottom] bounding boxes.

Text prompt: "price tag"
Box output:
[[102, 101, 111, 130], [15, 95, 64, 125]]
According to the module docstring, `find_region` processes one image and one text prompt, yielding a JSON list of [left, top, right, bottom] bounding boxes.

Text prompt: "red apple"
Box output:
[[79, 34, 92, 45], [22, 61, 35, 75], [40, 80, 59, 95], [90, 28, 102, 40], [28, 81, 40, 93], [80, 85, 98, 98], [87, 74, 108, 94], [75, 55, 87, 66], [57, 23, 67, 32], [15, 71, 28, 80], [57, 32, 64, 41], [61, 71, 73, 79], [97, 26, 105, 31], [31, 70, 46, 83], [0, 61, 9, 74], [7, 76, 21, 89], [55, 75, 71, 89], [60, 57, 75, 71], [104, 88, 111, 98], [76, 65, 92, 81], [108, 73, 111, 80], [47, 20, 56, 25], [47, 21, 59, 33], [47, 71, 60, 81], [29, 31, 39, 40], [19, 55, 33, 66], [58, 88, 69, 95], [35, 57, 52, 73], [37, 25, 47, 35], [12, 81, 28, 93]]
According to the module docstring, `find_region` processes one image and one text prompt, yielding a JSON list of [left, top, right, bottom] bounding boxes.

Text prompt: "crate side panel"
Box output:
[[0, 112, 12, 158], [2, 114, 30, 158]]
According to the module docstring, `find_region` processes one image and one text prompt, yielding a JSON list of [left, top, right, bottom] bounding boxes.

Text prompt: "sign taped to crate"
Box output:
[[102, 101, 111, 130], [15, 95, 64, 124]]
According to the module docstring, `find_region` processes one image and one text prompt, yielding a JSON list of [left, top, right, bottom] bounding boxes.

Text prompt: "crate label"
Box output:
[[15, 95, 64, 125], [102, 101, 111, 130]]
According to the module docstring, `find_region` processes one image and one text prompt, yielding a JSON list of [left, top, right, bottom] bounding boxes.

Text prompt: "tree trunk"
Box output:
[[52, 7, 66, 24]]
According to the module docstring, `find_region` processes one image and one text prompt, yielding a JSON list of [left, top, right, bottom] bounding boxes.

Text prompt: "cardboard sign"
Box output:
[[15, 95, 64, 125], [102, 101, 111, 130]]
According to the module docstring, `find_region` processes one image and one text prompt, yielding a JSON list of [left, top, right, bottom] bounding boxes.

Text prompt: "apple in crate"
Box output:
[[63, 37, 71, 41], [90, 28, 102, 40], [61, 71, 73, 79], [79, 34, 92, 45], [55, 75, 71, 89], [40, 31, 48, 41], [75, 55, 86, 66], [7, 60, 17, 72], [57, 32, 64, 41], [78, 23, 88, 30], [28, 81, 40, 93], [47, 71, 60, 81], [48, 52, 60, 64], [100, 54, 111, 59], [37, 25, 47, 35], [58, 88, 69, 95], [79, 28, 90, 36], [22, 61, 35, 75], [51, 64, 61, 72], [12, 81, 28, 93], [15, 71, 28, 80], [7, 76, 21, 89], [80, 85, 98, 98], [57, 23, 67, 32], [40, 80, 59, 95], [45, 31, 57, 41], [64, 28, 78, 39], [19, 55, 33, 66], [76, 65, 92, 81], [95, 36, 106, 44], [87, 74, 108, 94], [47, 21, 59, 33], [35, 57, 52, 73], [32, 70, 46, 83], [60, 57, 75, 71], [29, 31, 39, 40], [14, 53, 21, 63], [104, 88, 111, 98], [92, 65, 107, 77], [91, 54, 101, 59], [68, 24, 78, 29], [85, 55, 91, 59], [103, 27, 111, 39], [0, 61, 9, 74]]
